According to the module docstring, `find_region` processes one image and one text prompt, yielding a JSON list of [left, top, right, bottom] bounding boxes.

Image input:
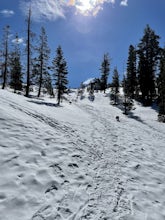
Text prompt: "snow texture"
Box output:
[[0, 89, 165, 220], [82, 78, 95, 86]]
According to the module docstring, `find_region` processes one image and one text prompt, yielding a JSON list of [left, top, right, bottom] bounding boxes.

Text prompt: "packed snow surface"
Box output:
[[0, 89, 165, 220]]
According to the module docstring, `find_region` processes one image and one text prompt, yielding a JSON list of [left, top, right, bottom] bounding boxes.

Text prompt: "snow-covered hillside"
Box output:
[[0, 89, 165, 220]]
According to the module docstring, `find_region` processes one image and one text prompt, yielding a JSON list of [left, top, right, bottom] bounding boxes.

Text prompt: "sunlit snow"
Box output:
[[0, 89, 165, 220]]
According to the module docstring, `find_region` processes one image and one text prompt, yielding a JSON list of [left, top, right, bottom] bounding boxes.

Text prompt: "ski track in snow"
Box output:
[[0, 93, 92, 220], [75, 103, 130, 219], [0, 90, 165, 220]]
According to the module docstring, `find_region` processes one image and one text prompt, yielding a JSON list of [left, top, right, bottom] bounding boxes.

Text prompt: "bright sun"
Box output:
[[76, 0, 93, 12], [68, 0, 102, 16]]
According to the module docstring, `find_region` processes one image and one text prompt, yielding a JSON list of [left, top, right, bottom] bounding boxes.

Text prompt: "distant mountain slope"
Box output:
[[0, 89, 165, 220]]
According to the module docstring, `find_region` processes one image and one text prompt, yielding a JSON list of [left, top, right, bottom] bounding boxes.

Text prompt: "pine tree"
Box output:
[[1, 25, 10, 89], [137, 25, 160, 105], [158, 47, 165, 121], [122, 74, 133, 115], [52, 46, 68, 105], [126, 45, 137, 99], [111, 67, 119, 104], [100, 53, 110, 93], [43, 72, 54, 96], [9, 34, 23, 93], [33, 27, 50, 97], [123, 75, 128, 114], [122, 75, 128, 95]]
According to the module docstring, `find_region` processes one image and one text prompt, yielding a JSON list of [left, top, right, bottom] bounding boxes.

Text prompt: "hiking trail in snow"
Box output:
[[0, 90, 165, 220]]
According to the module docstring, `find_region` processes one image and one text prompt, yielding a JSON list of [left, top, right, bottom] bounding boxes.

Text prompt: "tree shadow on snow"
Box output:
[[113, 102, 145, 124], [27, 100, 61, 107], [127, 112, 144, 124], [151, 102, 159, 113]]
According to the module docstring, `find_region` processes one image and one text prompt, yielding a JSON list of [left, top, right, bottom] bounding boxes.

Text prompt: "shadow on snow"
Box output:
[[27, 100, 61, 107]]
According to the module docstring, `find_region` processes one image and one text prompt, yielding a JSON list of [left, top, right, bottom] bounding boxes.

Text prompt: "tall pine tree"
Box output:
[[43, 72, 54, 96], [9, 34, 23, 93], [111, 67, 119, 104], [32, 27, 50, 97], [158, 47, 165, 121], [126, 45, 137, 99], [122, 74, 134, 115], [137, 25, 160, 105], [100, 53, 110, 93], [52, 46, 68, 105]]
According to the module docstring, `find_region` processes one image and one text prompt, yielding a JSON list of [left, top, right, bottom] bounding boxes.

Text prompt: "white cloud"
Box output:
[[69, 0, 116, 16], [0, 9, 15, 17], [120, 0, 128, 6], [12, 37, 24, 44], [20, 0, 116, 21], [20, 0, 65, 22]]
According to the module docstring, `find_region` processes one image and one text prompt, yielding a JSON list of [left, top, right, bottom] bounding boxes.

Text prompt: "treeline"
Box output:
[[0, 9, 68, 105], [0, 14, 165, 121], [124, 24, 165, 121], [84, 25, 165, 122]]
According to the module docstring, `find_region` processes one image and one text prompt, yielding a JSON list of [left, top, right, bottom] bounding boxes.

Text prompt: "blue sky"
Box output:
[[0, 0, 165, 88]]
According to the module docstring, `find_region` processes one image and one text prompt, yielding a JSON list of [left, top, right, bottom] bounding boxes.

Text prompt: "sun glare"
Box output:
[[67, 0, 103, 16], [77, 0, 93, 12]]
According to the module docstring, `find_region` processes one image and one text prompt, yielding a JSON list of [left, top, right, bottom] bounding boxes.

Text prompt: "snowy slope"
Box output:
[[0, 89, 165, 220]]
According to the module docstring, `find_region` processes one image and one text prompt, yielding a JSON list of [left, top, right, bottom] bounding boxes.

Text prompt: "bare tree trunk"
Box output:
[[25, 8, 31, 97], [2, 26, 10, 89], [37, 51, 43, 97], [57, 88, 61, 105]]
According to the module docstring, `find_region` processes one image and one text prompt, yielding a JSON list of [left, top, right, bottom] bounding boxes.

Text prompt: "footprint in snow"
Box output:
[[32, 205, 53, 220], [72, 154, 82, 159], [45, 181, 59, 193], [41, 150, 46, 156], [134, 164, 141, 170], [68, 163, 79, 168], [49, 163, 63, 171], [17, 173, 24, 178], [0, 193, 6, 200], [62, 180, 70, 186], [57, 207, 72, 218]]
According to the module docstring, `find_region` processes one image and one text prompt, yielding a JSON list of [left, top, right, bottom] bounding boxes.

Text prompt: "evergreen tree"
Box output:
[[1, 25, 10, 89], [9, 34, 23, 93], [122, 74, 134, 115], [33, 27, 50, 97], [52, 46, 68, 105], [126, 45, 137, 99], [122, 75, 128, 95], [43, 72, 54, 96], [111, 67, 119, 104], [158, 47, 165, 121], [100, 53, 110, 93], [137, 25, 160, 105]]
